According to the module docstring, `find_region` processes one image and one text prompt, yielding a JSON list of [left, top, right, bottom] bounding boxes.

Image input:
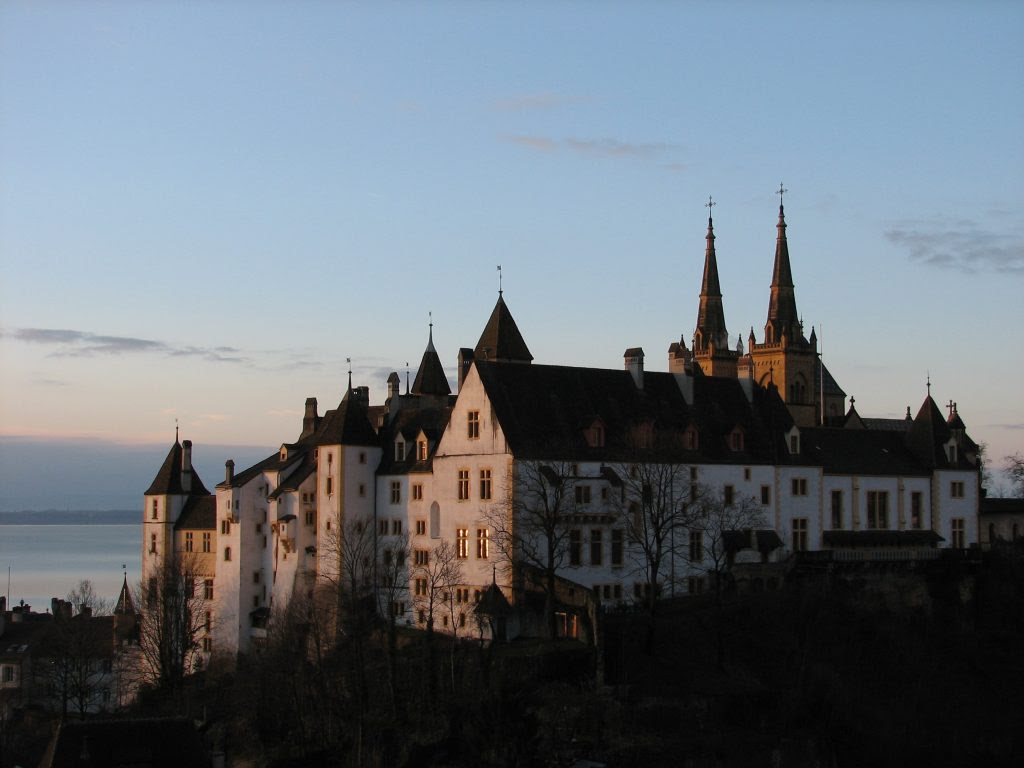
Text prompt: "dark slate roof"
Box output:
[[115, 574, 136, 615], [475, 580, 513, 617], [269, 451, 317, 497], [145, 441, 211, 497], [823, 530, 943, 547], [33, 615, 115, 661], [802, 427, 929, 476], [723, 529, 784, 553], [314, 389, 381, 447], [906, 394, 976, 469], [377, 401, 454, 474], [40, 717, 211, 768], [411, 330, 452, 396], [816, 358, 845, 397], [219, 448, 304, 490], [980, 497, 1024, 515], [473, 361, 793, 464], [174, 494, 216, 531], [474, 294, 533, 362], [862, 417, 911, 433]]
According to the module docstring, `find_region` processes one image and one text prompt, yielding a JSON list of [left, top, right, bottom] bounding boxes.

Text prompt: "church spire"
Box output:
[[765, 184, 800, 344], [694, 196, 728, 352]]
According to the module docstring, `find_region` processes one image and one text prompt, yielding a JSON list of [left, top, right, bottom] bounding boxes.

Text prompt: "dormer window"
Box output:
[[585, 419, 606, 448], [417, 440, 428, 461], [396, 441, 405, 461], [280, 446, 288, 462], [683, 424, 699, 451], [947, 442, 958, 463], [788, 427, 800, 455], [729, 427, 745, 452], [633, 421, 654, 450]]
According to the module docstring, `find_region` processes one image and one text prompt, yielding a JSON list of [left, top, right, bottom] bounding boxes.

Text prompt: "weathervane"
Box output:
[[497, 265, 502, 296], [175, 418, 179, 442], [346, 357, 352, 393]]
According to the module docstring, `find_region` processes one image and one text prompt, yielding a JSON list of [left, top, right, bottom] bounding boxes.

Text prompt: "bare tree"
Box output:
[[66, 579, 112, 616], [412, 539, 464, 698], [377, 531, 410, 710], [135, 555, 209, 691], [34, 606, 110, 718], [1006, 452, 1024, 498], [487, 460, 577, 638], [614, 459, 694, 614]]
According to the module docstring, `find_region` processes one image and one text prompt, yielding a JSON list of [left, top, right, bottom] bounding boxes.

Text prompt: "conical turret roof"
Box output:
[[412, 324, 451, 396], [765, 204, 801, 343], [144, 439, 210, 496], [695, 212, 729, 351], [475, 293, 533, 363]]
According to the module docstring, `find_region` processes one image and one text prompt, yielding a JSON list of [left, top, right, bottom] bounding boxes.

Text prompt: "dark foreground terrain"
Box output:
[[6, 547, 1023, 767]]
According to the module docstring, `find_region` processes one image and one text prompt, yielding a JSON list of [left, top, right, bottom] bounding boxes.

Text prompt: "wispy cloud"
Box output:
[[2, 327, 251, 364], [491, 92, 574, 111], [884, 218, 1024, 275], [32, 376, 69, 387], [502, 134, 681, 160]]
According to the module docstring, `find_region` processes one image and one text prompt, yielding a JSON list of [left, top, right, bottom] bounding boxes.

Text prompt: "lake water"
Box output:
[[0, 524, 140, 612]]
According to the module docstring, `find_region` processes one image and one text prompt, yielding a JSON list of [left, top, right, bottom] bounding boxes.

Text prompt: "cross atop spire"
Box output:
[[776, 182, 788, 209], [705, 194, 716, 222]]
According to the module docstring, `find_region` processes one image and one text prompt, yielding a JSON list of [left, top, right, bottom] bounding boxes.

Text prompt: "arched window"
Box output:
[[429, 502, 441, 539]]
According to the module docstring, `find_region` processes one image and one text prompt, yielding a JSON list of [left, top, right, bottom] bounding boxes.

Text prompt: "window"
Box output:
[[684, 426, 699, 451], [611, 529, 623, 566], [414, 549, 429, 566], [305, 510, 315, 526], [415, 519, 426, 536], [790, 434, 800, 454], [948, 444, 958, 463], [204, 611, 212, 632], [185, 532, 194, 552], [688, 576, 704, 595], [149, 534, 156, 554], [744, 467, 751, 481], [761, 485, 771, 505], [359, 483, 366, 497], [253, 571, 261, 584], [221, 519, 231, 535], [418, 440, 428, 461], [575, 485, 591, 504], [414, 578, 427, 596], [224, 546, 232, 561], [413, 484, 423, 501], [456, 528, 469, 558], [791, 478, 808, 496], [950, 481, 965, 499], [866, 491, 889, 529], [390, 602, 406, 618], [569, 530, 582, 566], [457, 470, 470, 500], [2, 666, 14, 683], [392, 520, 402, 535], [430, 503, 440, 538], [689, 530, 703, 562], [390, 481, 401, 504], [831, 490, 843, 529], [326, 476, 333, 496], [359, 452, 366, 464], [379, 520, 389, 535], [479, 469, 492, 500], [151, 499, 158, 520], [395, 441, 405, 461], [792, 518, 808, 551], [588, 423, 605, 448], [723, 485, 734, 506], [730, 430, 744, 452], [204, 579, 214, 599], [455, 587, 470, 604], [476, 528, 490, 558], [202, 532, 211, 552], [202, 638, 212, 653], [467, 411, 480, 439], [911, 492, 923, 529], [590, 529, 603, 565], [951, 518, 966, 548]]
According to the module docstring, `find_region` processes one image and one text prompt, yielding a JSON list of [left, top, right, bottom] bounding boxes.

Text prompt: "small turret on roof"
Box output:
[[475, 293, 533, 363], [694, 201, 730, 352], [144, 438, 210, 497], [765, 190, 803, 345], [411, 318, 452, 396], [314, 387, 381, 447]]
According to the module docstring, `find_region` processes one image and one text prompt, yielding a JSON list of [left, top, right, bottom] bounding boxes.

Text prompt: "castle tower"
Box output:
[[747, 197, 819, 427], [412, 318, 452, 398], [691, 201, 738, 378], [475, 291, 533, 363]]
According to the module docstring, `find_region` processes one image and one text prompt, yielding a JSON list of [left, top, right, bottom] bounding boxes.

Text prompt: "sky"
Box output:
[[1, 0, 1022, 509]]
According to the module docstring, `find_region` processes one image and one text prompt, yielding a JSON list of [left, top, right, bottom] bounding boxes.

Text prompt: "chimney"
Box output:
[[52, 597, 60, 615], [353, 386, 370, 406], [80, 605, 92, 618], [302, 397, 319, 438], [225, 459, 235, 485], [624, 347, 645, 389], [386, 372, 400, 401], [457, 348, 474, 392], [181, 440, 193, 493]]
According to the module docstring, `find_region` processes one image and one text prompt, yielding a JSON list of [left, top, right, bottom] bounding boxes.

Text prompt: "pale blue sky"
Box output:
[[1, 1, 1022, 505]]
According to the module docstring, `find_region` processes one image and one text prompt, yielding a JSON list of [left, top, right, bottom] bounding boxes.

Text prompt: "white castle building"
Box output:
[[143, 203, 982, 658]]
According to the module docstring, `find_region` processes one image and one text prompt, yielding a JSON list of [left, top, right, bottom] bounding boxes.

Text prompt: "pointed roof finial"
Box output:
[[428, 311, 434, 343], [175, 419, 179, 443], [777, 182, 787, 211], [405, 362, 410, 394], [705, 194, 716, 224], [926, 372, 931, 397], [497, 264, 502, 297], [346, 358, 352, 393]]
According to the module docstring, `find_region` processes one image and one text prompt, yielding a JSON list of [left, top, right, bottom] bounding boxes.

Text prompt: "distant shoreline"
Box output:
[[0, 510, 138, 525]]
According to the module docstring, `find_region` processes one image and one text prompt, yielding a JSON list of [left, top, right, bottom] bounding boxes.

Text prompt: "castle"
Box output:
[[143, 202, 982, 658]]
